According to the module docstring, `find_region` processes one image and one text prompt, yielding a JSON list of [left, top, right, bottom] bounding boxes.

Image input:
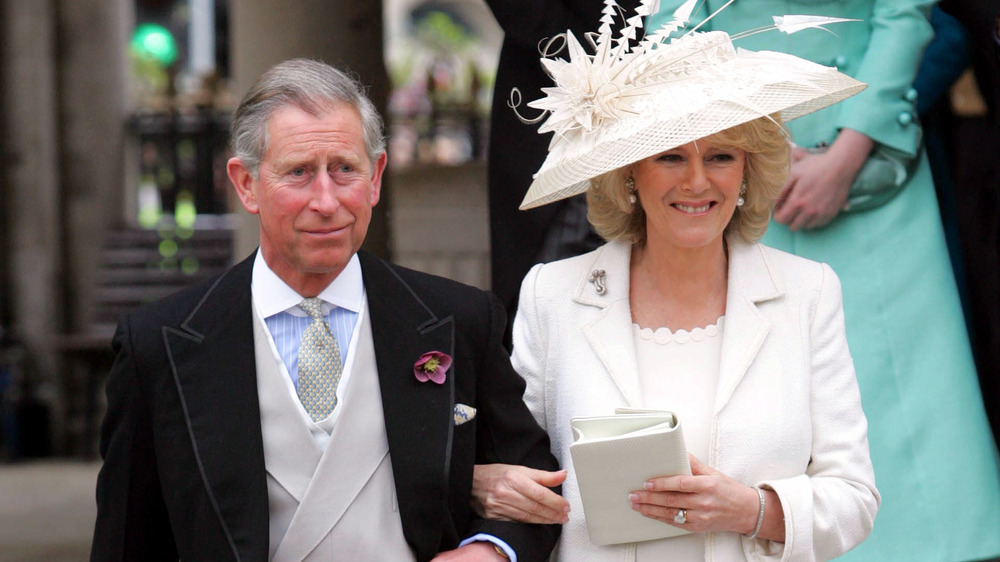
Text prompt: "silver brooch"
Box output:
[[589, 269, 607, 296]]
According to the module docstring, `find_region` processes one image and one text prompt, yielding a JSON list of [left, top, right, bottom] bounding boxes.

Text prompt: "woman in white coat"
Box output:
[[472, 3, 880, 560]]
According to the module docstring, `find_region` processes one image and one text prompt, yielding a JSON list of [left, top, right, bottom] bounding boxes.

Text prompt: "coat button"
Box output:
[[834, 55, 848, 67], [904, 88, 919, 102], [897, 112, 913, 126]]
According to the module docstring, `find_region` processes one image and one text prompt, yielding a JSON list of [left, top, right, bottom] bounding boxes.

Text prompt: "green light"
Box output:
[[138, 203, 161, 229], [158, 238, 179, 259], [131, 23, 178, 67], [181, 257, 200, 275], [175, 190, 197, 229]]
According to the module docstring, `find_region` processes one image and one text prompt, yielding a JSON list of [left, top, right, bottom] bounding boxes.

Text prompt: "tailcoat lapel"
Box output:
[[161, 253, 269, 561], [713, 239, 783, 415], [358, 251, 454, 561], [576, 242, 643, 407]]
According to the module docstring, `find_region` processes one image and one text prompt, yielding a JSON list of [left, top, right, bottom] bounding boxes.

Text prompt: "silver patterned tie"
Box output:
[[296, 297, 343, 421]]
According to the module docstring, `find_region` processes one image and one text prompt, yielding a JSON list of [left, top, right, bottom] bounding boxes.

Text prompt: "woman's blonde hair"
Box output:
[[586, 115, 790, 246]]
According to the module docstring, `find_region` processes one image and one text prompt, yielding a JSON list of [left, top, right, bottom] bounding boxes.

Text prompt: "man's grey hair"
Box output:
[[230, 58, 386, 178]]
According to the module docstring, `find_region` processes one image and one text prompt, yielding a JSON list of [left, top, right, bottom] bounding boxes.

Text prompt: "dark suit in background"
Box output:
[[484, 0, 642, 345], [927, 0, 1000, 444], [940, 0, 1000, 118]]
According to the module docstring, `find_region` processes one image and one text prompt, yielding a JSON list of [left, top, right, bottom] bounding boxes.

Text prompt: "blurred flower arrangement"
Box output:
[[127, 5, 235, 230], [387, 8, 495, 168]]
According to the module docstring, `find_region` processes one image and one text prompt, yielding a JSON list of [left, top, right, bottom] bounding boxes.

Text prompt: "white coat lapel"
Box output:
[[578, 242, 643, 407], [272, 303, 392, 562], [714, 239, 783, 414]]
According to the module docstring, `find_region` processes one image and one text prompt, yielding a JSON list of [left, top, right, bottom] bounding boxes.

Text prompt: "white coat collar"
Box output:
[[572, 236, 784, 411], [714, 237, 782, 416]]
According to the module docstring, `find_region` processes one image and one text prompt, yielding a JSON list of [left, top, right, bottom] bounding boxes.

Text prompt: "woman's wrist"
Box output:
[[830, 128, 875, 175], [746, 486, 766, 539], [740, 485, 762, 535], [743, 487, 786, 543]]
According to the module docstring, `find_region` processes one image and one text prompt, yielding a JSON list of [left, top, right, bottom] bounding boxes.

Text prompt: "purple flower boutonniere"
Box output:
[[414, 351, 452, 384]]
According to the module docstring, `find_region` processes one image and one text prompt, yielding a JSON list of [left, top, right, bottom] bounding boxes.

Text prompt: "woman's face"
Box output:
[[632, 139, 745, 252]]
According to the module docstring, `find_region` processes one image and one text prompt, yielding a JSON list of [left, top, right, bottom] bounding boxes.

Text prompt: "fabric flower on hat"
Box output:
[[414, 351, 452, 384], [525, 0, 657, 144]]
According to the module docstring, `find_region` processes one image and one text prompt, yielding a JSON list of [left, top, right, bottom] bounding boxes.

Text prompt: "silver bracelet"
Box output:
[[748, 486, 766, 539]]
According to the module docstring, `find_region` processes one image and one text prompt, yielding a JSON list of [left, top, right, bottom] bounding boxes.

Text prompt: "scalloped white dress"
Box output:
[[633, 317, 724, 561]]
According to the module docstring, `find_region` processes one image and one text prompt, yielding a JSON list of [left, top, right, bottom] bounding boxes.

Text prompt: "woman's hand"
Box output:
[[473, 464, 570, 524], [628, 455, 785, 542], [773, 128, 874, 231]]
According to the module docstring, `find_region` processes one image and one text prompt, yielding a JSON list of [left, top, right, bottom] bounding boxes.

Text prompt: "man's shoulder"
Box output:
[[125, 256, 252, 327], [358, 251, 495, 316], [359, 253, 503, 351]]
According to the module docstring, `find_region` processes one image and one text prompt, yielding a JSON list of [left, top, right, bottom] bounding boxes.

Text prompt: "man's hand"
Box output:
[[473, 464, 569, 524], [430, 541, 508, 561]]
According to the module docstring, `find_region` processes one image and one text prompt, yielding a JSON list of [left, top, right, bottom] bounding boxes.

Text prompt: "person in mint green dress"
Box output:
[[648, 2, 1000, 561]]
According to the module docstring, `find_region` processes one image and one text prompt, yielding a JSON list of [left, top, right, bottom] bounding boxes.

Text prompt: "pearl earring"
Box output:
[[737, 181, 747, 207], [626, 176, 637, 205]]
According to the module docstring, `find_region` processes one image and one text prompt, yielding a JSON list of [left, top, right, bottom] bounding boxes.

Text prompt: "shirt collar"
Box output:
[[251, 249, 364, 318]]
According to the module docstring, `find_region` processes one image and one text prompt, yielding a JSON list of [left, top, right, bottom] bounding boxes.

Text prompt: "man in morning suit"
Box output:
[[90, 58, 560, 562]]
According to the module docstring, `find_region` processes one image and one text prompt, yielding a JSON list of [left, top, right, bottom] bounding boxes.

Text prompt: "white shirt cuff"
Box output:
[[459, 533, 516, 561]]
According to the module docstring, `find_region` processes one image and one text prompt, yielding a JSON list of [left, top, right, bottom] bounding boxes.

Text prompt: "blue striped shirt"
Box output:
[[265, 305, 357, 390]]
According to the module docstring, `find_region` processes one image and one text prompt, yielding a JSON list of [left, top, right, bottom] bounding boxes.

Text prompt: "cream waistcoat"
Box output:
[[253, 302, 415, 561]]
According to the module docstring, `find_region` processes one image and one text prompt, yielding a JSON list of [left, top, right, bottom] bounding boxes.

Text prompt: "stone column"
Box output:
[[228, 0, 391, 260], [57, 0, 130, 331], [0, 0, 62, 388], [0, 1, 8, 331], [0, 0, 129, 454]]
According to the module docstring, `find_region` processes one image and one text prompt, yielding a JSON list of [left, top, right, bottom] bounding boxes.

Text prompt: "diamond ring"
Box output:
[[674, 508, 687, 524]]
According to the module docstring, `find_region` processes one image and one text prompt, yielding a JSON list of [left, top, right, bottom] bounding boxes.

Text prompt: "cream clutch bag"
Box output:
[[569, 409, 692, 546]]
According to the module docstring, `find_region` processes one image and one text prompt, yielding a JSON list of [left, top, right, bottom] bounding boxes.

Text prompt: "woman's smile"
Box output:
[[672, 201, 715, 214]]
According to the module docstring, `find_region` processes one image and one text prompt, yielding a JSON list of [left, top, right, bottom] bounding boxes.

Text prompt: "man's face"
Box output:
[[229, 102, 386, 295]]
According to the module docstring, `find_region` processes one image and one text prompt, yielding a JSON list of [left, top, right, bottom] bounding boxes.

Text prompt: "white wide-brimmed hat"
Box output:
[[516, 0, 867, 210]]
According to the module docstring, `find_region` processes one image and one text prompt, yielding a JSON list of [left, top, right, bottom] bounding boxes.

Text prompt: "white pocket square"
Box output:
[[453, 404, 477, 426]]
